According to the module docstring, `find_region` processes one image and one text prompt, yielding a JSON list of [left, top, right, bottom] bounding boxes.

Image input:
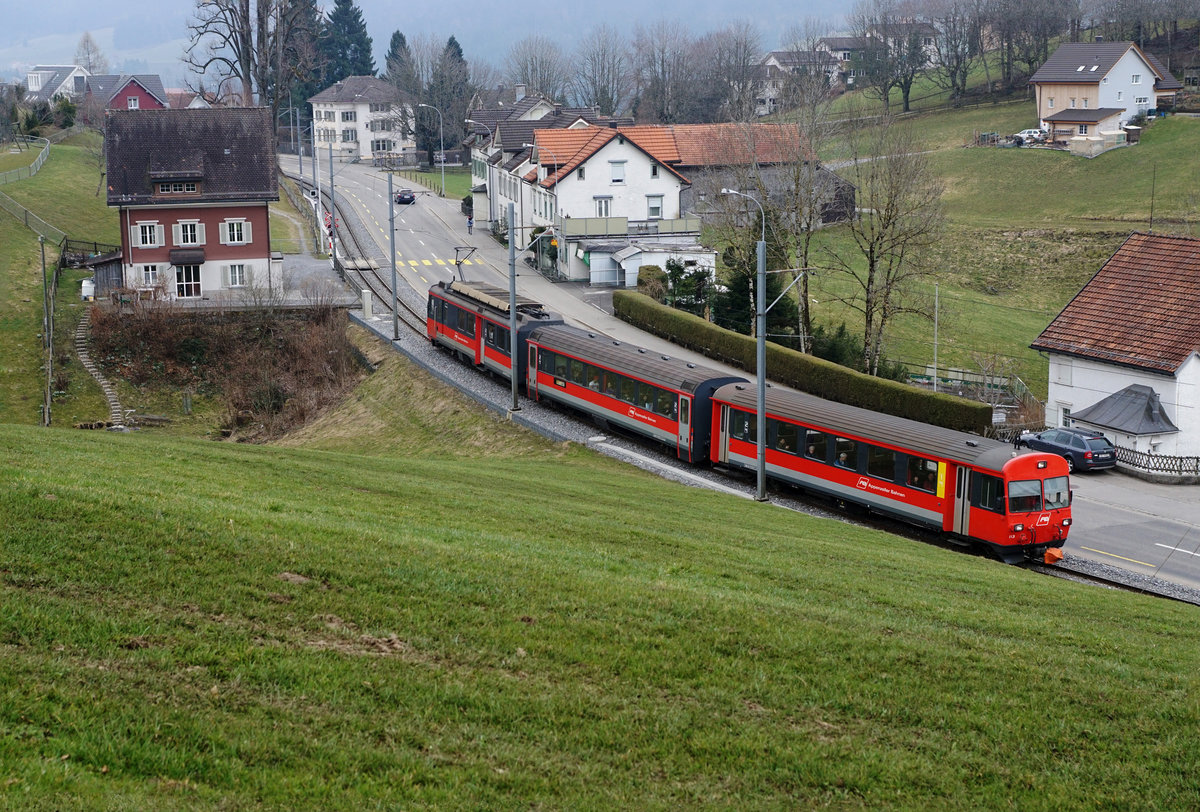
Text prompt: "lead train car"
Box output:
[[711, 383, 1072, 561], [427, 280, 563, 383], [526, 325, 746, 462]]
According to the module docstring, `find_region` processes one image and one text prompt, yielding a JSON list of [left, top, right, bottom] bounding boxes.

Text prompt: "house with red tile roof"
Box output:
[[1031, 232, 1200, 457], [499, 122, 849, 286]]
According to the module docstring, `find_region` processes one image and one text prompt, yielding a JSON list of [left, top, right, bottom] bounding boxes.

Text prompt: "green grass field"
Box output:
[[4, 345, 1200, 808]]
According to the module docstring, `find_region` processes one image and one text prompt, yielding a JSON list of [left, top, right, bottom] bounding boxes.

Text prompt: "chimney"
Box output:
[[515, 83, 526, 102]]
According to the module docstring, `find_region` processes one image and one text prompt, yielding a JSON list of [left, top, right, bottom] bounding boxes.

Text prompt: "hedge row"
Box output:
[[612, 290, 991, 435]]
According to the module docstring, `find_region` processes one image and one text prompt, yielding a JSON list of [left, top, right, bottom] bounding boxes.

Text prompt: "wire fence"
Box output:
[[0, 136, 52, 186], [0, 188, 67, 243]]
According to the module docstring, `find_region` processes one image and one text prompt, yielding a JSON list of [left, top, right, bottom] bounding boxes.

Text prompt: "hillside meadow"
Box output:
[[4, 351, 1200, 806]]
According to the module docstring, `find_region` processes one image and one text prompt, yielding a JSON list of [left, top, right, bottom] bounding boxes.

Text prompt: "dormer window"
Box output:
[[158, 181, 198, 194]]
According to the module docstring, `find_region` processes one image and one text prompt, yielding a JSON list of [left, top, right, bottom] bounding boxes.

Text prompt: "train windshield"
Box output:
[[1044, 476, 1070, 509], [1007, 479, 1042, 513]]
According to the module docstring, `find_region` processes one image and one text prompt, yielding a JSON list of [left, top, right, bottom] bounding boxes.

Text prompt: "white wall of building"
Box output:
[[311, 100, 415, 161], [1097, 49, 1158, 123]]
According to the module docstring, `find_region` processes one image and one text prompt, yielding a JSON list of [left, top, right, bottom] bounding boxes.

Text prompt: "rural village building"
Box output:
[[105, 107, 281, 303], [308, 75, 417, 163], [1032, 232, 1200, 459]]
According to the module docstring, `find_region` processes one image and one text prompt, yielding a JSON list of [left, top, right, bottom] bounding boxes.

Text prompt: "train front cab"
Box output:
[[427, 289, 483, 364], [951, 453, 1072, 562]]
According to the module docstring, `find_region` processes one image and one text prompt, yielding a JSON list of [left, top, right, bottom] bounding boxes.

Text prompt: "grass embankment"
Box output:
[[390, 166, 473, 201], [4, 374, 1200, 806]]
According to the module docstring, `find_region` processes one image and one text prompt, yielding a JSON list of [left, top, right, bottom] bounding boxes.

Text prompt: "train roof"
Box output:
[[530, 324, 748, 394], [714, 382, 1018, 470], [432, 280, 560, 322]]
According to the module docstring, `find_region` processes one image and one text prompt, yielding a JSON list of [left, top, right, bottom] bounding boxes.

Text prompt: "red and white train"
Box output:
[[427, 280, 1072, 562]]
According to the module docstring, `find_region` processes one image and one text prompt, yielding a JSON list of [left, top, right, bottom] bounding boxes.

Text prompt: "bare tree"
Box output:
[[504, 35, 571, 102], [631, 20, 695, 124], [697, 21, 762, 122], [824, 116, 945, 374], [569, 24, 631, 115], [922, 0, 980, 100], [75, 32, 109, 75]]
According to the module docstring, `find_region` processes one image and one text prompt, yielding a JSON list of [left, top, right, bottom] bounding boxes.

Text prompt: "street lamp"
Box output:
[[418, 103, 444, 197], [525, 142, 561, 280], [465, 118, 495, 225], [721, 187, 768, 501]]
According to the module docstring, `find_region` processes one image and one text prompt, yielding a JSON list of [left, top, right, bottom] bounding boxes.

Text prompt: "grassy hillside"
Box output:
[[4, 405, 1200, 807]]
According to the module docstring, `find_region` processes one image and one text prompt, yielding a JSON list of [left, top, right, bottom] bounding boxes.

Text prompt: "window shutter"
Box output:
[[172, 223, 182, 246], [155, 225, 164, 247], [130, 225, 139, 248], [244, 266, 254, 287], [242, 221, 252, 244], [222, 265, 230, 287], [196, 223, 206, 245], [218, 221, 228, 245]]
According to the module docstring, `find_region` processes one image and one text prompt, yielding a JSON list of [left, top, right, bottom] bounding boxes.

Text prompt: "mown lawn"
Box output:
[[3, 420, 1200, 808]]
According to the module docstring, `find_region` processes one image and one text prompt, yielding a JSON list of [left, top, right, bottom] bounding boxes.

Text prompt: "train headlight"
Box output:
[[1062, 518, 1072, 526], [1013, 523, 1025, 532]]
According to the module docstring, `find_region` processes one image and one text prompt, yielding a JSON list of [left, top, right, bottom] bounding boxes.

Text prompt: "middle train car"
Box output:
[[525, 324, 747, 462], [710, 382, 1072, 560]]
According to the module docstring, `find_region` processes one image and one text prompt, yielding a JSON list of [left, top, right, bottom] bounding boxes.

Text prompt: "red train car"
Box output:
[[427, 281, 562, 381], [710, 383, 1072, 561], [525, 325, 745, 462]]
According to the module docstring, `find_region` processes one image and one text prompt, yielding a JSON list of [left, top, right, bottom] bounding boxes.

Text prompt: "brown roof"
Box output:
[[1031, 232, 1200, 374], [105, 108, 278, 206], [529, 123, 811, 188]]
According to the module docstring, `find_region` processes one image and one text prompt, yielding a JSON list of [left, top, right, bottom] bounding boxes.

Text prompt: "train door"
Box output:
[[526, 345, 539, 399], [676, 395, 692, 462], [952, 465, 970, 535]]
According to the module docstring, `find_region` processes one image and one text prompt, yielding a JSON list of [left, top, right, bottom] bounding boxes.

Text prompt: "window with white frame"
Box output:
[[1135, 96, 1149, 105], [1070, 97, 1076, 108], [577, 166, 585, 180], [1048, 97, 1054, 108], [650, 163, 659, 178], [142, 265, 158, 286], [646, 195, 663, 219], [610, 161, 625, 184], [1117, 90, 1123, 100], [137, 222, 161, 248], [371, 139, 393, 153], [173, 220, 204, 246], [1078, 124, 1089, 134], [176, 264, 201, 298], [127, 96, 138, 109], [1082, 98, 1088, 108], [1131, 73, 1141, 84], [228, 264, 247, 287], [342, 129, 357, 142], [341, 110, 357, 121], [595, 196, 611, 217], [222, 219, 251, 245]]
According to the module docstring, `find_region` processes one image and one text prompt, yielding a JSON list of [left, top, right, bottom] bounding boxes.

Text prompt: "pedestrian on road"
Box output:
[[467, 216, 474, 235]]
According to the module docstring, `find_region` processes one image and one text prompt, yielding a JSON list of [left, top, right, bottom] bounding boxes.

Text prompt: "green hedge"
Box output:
[[613, 290, 991, 434]]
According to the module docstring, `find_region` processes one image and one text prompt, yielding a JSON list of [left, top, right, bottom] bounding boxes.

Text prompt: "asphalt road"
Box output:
[[288, 154, 1200, 592]]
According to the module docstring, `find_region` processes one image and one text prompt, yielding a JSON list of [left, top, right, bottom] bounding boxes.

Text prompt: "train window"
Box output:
[[568, 358, 586, 385], [554, 354, 568, 378], [972, 473, 1005, 513], [834, 437, 857, 469], [655, 389, 675, 418], [1044, 476, 1070, 509], [773, 420, 800, 454], [484, 322, 496, 347], [538, 350, 557, 374], [867, 445, 895, 480], [618, 377, 635, 404], [1008, 480, 1042, 513], [730, 410, 755, 442], [602, 371, 619, 397], [906, 456, 937, 491], [453, 305, 475, 338], [805, 431, 828, 463], [585, 365, 602, 391], [428, 297, 437, 320]]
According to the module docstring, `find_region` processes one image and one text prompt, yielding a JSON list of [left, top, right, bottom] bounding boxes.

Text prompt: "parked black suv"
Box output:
[[1018, 427, 1117, 472]]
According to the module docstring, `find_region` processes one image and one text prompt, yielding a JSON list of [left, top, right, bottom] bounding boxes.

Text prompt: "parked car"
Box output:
[[1014, 128, 1046, 143], [395, 189, 416, 205], [1018, 427, 1116, 472]]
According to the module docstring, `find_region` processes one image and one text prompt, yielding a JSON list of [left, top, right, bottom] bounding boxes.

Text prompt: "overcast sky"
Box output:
[[4, 0, 847, 88]]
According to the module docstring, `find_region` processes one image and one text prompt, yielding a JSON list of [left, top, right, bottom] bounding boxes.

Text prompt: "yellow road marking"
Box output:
[[419, 276, 428, 284], [421, 259, 432, 266], [435, 259, 446, 265], [408, 260, 419, 266], [462, 259, 472, 265], [1079, 546, 1153, 567]]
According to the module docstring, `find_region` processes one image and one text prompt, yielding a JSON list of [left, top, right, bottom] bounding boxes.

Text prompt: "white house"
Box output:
[[1029, 41, 1183, 137], [308, 76, 416, 162], [1032, 232, 1200, 458], [24, 65, 90, 103]]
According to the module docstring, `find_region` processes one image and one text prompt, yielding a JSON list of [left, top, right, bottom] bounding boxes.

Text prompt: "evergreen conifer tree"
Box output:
[[321, 0, 374, 82]]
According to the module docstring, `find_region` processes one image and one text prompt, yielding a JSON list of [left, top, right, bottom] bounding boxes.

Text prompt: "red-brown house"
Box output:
[[87, 74, 168, 112], [105, 107, 279, 302]]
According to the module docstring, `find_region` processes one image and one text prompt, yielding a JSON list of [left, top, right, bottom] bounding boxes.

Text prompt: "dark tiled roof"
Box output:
[[1031, 232, 1200, 374], [308, 75, 412, 105], [1043, 108, 1125, 123], [1030, 41, 1140, 84], [819, 36, 874, 51], [1145, 53, 1183, 90], [105, 108, 278, 205], [87, 74, 168, 107], [27, 65, 82, 102]]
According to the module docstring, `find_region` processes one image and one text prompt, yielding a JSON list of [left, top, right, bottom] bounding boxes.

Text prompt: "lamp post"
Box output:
[[465, 118, 495, 226], [525, 142, 561, 280], [418, 103, 444, 197], [721, 187, 768, 501]]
